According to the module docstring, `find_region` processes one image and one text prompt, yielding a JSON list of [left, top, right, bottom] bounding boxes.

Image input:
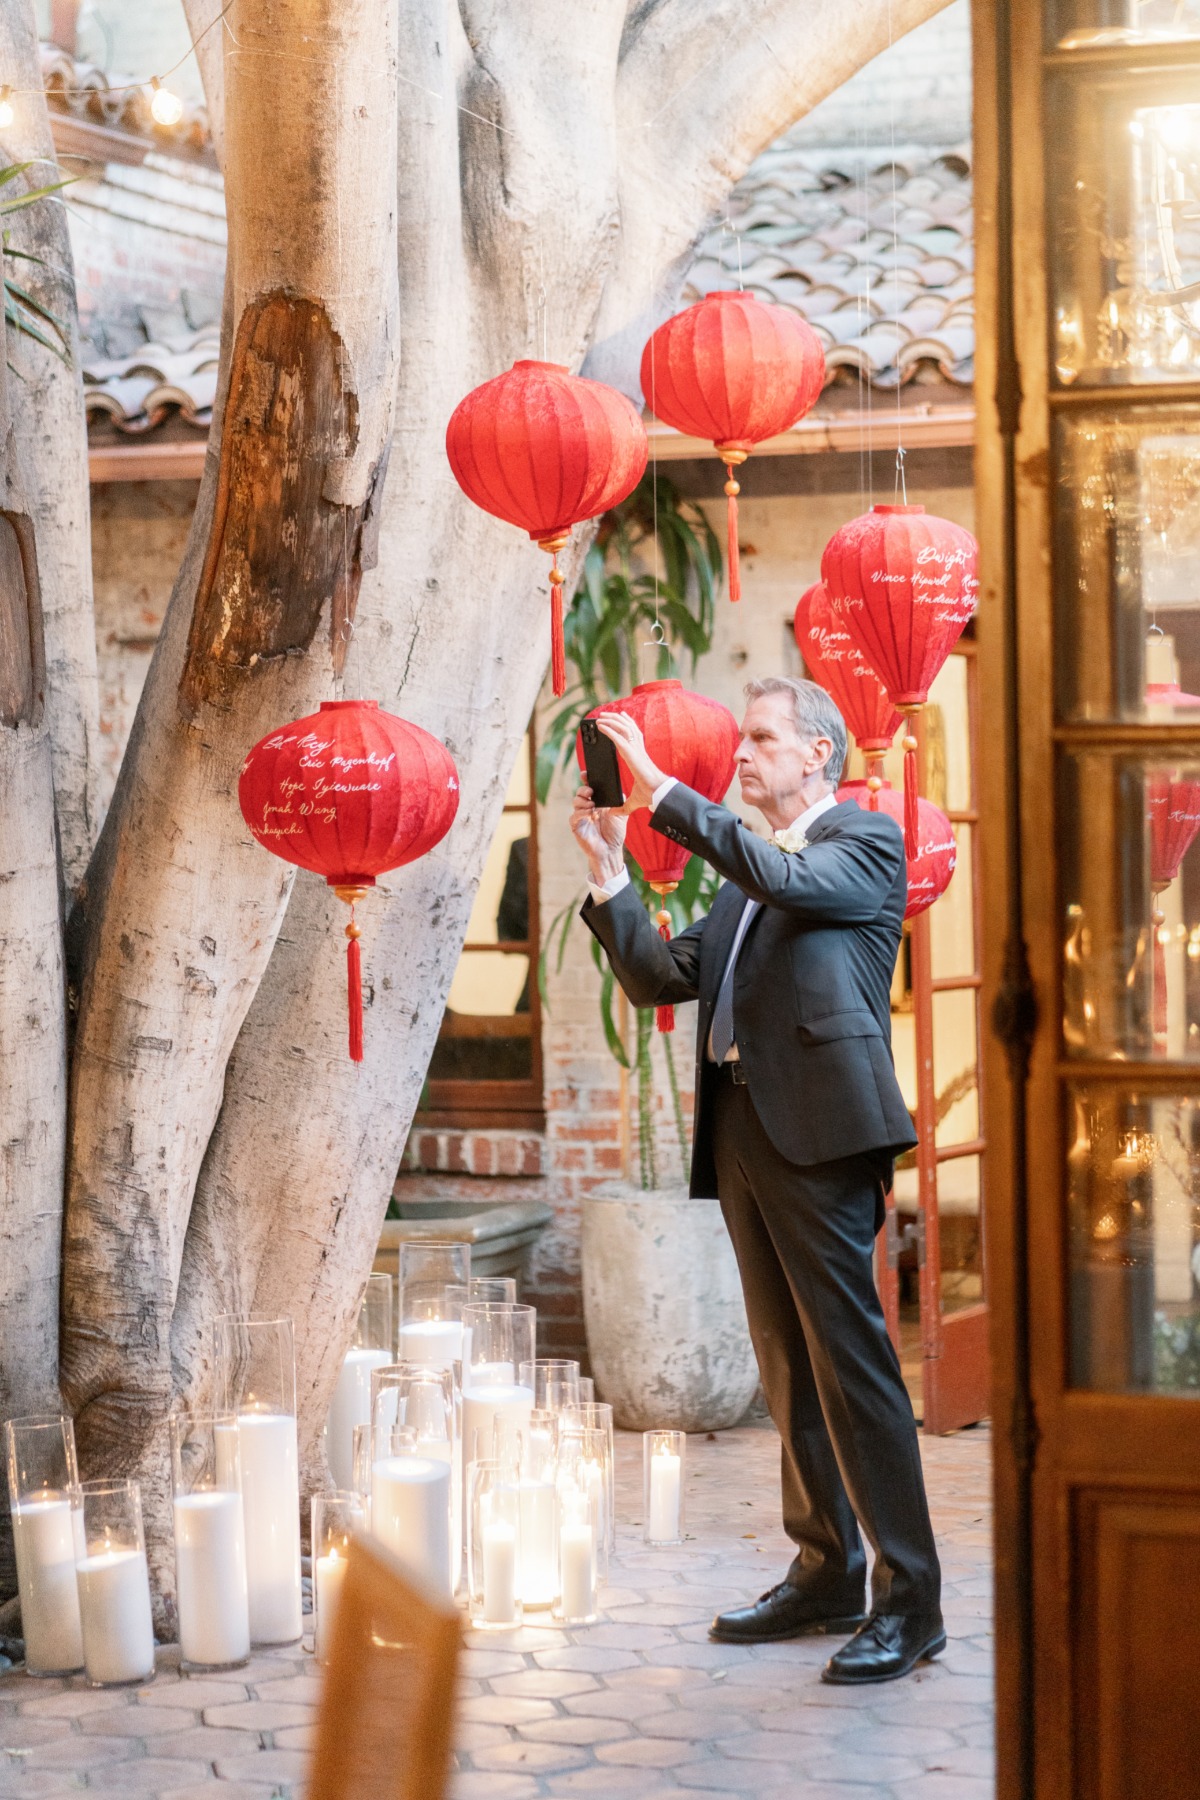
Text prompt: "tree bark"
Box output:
[[0, 344, 68, 1594], [59, 0, 400, 1593], [0, 1, 101, 889], [173, 0, 953, 1491]]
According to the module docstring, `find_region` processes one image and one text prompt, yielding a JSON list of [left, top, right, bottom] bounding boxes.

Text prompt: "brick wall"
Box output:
[[789, 0, 971, 149]]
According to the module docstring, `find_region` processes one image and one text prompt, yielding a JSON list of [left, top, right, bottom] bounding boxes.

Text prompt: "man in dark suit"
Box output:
[[572, 675, 943, 1684]]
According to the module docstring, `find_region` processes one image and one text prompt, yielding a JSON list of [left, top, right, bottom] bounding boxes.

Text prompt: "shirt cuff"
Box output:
[[650, 776, 678, 812], [588, 868, 630, 905]]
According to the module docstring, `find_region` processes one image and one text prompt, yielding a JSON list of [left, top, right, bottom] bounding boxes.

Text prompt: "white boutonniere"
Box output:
[[773, 827, 809, 853]]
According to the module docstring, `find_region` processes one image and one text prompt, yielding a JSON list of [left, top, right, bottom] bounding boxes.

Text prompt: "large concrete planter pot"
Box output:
[[582, 1184, 758, 1432]]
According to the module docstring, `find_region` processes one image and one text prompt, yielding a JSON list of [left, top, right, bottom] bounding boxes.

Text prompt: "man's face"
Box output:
[[734, 692, 830, 810]]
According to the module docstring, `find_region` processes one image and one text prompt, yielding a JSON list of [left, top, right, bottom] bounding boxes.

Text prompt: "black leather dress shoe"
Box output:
[[821, 1611, 947, 1684], [710, 1581, 868, 1644]]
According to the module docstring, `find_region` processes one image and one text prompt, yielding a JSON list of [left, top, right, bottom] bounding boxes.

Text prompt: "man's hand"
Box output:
[[595, 712, 666, 813], [571, 785, 627, 886]]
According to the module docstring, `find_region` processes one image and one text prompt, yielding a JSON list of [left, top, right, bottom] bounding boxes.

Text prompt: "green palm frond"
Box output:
[[0, 162, 75, 366]]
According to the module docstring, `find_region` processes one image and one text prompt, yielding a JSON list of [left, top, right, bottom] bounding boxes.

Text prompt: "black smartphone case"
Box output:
[[579, 718, 625, 809]]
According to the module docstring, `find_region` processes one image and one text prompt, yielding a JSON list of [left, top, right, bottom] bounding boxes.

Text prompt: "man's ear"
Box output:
[[808, 735, 834, 777]]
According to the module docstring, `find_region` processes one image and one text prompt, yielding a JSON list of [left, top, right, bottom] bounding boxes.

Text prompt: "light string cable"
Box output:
[[642, 238, 666, 687], [0, 0, 236, 110], [886, 0, 907, 504]]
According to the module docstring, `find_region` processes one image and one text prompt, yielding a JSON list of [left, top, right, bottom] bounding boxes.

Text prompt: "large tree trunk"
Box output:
[[174, 0, 952, 1488], [0, 2, 101, 889], [0, 346, 68, 1593], [59, 0, 400, 1602]]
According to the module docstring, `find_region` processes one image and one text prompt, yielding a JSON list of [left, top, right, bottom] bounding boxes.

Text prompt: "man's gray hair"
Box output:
[[743, 676, 848, 788]]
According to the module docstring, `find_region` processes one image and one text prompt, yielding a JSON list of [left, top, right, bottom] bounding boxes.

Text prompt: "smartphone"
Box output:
[[579, 717, 626, 809]]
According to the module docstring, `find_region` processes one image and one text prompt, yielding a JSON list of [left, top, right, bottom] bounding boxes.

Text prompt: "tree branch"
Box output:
[[587, 0, 954, 391]]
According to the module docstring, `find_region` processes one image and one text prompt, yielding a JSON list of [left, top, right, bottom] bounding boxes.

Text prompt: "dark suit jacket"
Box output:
[[582, 784, 917, 1199]]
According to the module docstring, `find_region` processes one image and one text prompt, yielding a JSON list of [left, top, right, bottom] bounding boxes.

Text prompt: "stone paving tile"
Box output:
[[0, 1422, 993, 1800]]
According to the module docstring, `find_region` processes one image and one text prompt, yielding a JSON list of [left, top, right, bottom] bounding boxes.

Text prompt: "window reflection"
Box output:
[[1069, 1088, 1200, 1394], [1050, 1, 1200, 50], [1061, 755, 1200, 1058]]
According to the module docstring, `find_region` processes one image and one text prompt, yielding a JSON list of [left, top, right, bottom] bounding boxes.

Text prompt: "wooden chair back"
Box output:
[[307, 1535, 462, 1800]]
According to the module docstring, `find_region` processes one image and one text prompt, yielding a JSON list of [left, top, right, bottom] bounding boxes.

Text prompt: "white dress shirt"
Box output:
[[588, 785, 839, 1061]]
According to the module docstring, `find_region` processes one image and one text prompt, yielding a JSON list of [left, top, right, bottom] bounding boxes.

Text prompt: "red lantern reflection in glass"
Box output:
[[1148, 772, 1200, 1054], [578, 679, 738, 1031], [239, 700, 460, 1062], [640, 292, 825, 602], [793, 580, 900, 802], [821, 503, 978, 858], [837, 779, 956, 919], [446, 361, 648, 698]]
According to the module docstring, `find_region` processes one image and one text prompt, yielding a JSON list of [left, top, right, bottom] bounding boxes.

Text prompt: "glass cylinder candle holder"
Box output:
[[518, 1410, 559, 1611], [74, 1480, 155, 1687], [326, 1274, 393, 1490], [554, 1485, 598, 1626], [350, 1423, 373, 1513], [558, 1422, 609, 1587], [169, 1413, 250, 1671], [567, 1401, 616, 1553], [398, 1283, 465, 1371], [3, 1414, 85, 1675], [643, 1430, 685, 1545], [577, 1376, 595, 1403], [370, 1421, 453, 1599], [461, 1303, 536, 1466], [518, 1359, 580, 1416], [372, 1365, 457, 1592], [311, 1492, 365, 1665], [466, 1276, 516, 1303], [212, 1315, 302, 1646], [399, 1241, 470, 1306], [467, 1458, 522, 1630]]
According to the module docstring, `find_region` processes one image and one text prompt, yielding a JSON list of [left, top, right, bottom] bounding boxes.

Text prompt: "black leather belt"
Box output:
[[714, 1060, 747, 1084]]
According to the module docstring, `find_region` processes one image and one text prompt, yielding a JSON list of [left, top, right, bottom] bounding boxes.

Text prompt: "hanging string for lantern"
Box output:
[[447, 362, 647, 697]]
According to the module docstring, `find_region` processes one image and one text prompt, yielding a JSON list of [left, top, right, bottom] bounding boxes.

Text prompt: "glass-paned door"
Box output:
[[978, 3, 1200, 1794]]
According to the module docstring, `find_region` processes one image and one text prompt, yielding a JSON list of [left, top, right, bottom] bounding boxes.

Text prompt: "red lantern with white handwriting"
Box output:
[[1148, 771, 1200, 1052], [837, 779, 956, 920], [577, 679, 738, 1031], [640, 292, 825, 602], [821, 503, 978, 857], [446, 361, 648, 698], [239, 700, 460, 1062], [794, 580, 900, 794]]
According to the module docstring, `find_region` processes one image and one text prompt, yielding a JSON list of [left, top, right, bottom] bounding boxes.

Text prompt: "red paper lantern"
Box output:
[[821, 503, 978, 858], [578, 679, 738, 1031], [640, 292, 825, 602], [793, 580, 901, 782], [1147, 773, 1200, 1053], [446, 361, 648, 698], [239, 700, 460, 1061], [837, 779, 956, 920]]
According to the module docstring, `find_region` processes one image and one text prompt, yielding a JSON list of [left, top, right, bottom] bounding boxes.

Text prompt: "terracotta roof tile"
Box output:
[[83, 327, 219, 436], [679, 143, 974, 390]]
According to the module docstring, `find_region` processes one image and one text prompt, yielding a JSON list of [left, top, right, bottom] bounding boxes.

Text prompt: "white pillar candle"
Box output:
[[11, 1499, 86, 1674], [460, 1382, 533, 1469], [559, 1517, 595, 1621], [648, 1448, 682, 1542], [518, 1480, 557, 1608], [371, 1456, 452, 1597], [173, 1491, 250, 1669], [482, 1517, 518, 1624], [398, 1318, 464, 1369], [237, 1412, 302, 1644], [76, 1548, 154, 1685], [326, 1347, 391, 1489], [314, 1547, 348, 1663]]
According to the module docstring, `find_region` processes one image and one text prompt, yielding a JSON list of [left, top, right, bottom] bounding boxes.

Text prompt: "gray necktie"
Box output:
[[709, 901, 761, 1063]]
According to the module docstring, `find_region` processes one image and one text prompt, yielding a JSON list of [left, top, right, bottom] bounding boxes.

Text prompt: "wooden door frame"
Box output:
[[978, 5, 1200, 1796]]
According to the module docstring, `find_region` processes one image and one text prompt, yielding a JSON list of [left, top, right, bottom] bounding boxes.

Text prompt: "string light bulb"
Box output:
[[0, 88, 13, 130], [149, 78, 183, 127]]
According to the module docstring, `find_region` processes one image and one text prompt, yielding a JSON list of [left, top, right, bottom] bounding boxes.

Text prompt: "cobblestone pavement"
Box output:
[[0, 1423, 993, 1799]]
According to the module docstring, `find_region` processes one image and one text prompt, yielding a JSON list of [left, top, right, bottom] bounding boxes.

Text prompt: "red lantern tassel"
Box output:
[[550, 563, 567, 698], [1152, 907, 1167, 1055], [900, 721, 920, 860], [654, 902, 674, 1033], [724, 466, 741, 603], [346, 915, 364, 1063]]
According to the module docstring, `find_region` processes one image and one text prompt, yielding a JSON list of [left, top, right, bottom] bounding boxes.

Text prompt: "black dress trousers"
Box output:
[[711, 1070, 941, 1618]]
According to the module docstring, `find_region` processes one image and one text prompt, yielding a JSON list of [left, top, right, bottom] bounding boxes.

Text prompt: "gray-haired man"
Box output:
[[571, 677, 943, 1684]]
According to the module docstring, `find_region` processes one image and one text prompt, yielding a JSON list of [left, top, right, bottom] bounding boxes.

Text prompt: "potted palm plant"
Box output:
[[540, 474, 758, 1432]]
